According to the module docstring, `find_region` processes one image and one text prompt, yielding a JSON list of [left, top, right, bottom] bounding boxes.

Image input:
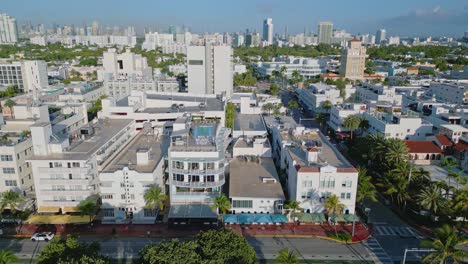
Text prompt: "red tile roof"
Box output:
[[435, 134, 452, 146], [404, 140, 443, 154], [350, 39, 361, 42], [337, 167, 358, 173], [307, 147, 319, 152], [454, 141, 468, 152], [297, 167, 320, 173]]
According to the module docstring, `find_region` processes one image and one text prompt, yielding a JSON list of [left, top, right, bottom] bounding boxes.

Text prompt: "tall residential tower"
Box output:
[[376, 29, 386, 44], [0, 13, 18, 44], [340, 39, 367, 80], [263, 18, 273, 45], [317, 22, 333, 44]]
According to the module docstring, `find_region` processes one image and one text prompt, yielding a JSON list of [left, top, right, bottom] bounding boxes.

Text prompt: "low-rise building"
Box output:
[[405, 140, 443, 165], [363, 110, 433, 140], [328, 103, 367, 132], [29, 118, 135, 214], [355, 82, 403, 106], [229, 157, 284, 214], [254, 57, 327, 79], [429, 82, 467, 105], [99, 129, 169, 224], [439, 124, 468, 143], [296, 83, 342, 114]]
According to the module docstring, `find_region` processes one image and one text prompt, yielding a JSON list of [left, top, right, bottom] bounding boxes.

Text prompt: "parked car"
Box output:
[[31, 232, 54, 242]]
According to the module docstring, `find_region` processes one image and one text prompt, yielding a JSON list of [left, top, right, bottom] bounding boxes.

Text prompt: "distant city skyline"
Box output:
[[2, 0, 467, 37]]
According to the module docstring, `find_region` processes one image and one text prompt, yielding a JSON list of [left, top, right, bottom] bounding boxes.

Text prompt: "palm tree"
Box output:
[[211, 194, 231, 215], [275, 248, 299, 264], [315, 113, 327, 129], [291, 70, 302, 86], [262, 103, 275, 115], [356, 167, 377, 203], [0, 190, 24, 215], [358, 117, 369, 135], [287, 100, 299, 110], [0, 249, 18, 264], [420, 224, 468, 263], [451, 189, 468, 219], [343, 115, 360, 140], [144, 185, 167, 211], [448, 169, 463, 189], [321, 100, 332, 112], [77, 198, 100, 223], [441, 157, 457, 186], [3, 99, 16, 117], [384, 138, 409, 167], [284, 200, 301, 221], [280, 66, 287, 89], [417, 185, 445, 216], [324, 194, 344, 235]]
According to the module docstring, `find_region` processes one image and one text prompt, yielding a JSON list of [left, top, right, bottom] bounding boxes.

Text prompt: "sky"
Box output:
[[1, 0, 467, 37]]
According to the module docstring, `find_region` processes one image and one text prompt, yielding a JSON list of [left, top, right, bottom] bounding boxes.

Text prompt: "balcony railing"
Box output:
[[172, 177, 225, 188], [174, 192, 218, 197], [171, 168, 224, 175], [38, 167, 90, 174], [39, 178, 91, 185], [40, 189, 93, 195]]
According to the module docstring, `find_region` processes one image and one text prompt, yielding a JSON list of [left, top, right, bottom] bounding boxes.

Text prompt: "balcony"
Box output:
[[172, 177, 225, 188], [38, 167, 90, 174], [39, 178, 91, 185], [171, 167, 225, 175], [40, 189, 93, 196]]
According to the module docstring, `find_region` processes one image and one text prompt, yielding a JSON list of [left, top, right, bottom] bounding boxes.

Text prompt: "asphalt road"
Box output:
[[0, 236, 373, 262]]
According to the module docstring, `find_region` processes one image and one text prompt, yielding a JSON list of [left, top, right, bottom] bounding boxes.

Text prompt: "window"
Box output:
[[144, 209, 157, 217], [232, 200, 253, 208], [72, 162, 80, 168], [340, 193, 346, 199], [206, 175, 215, 182], [53, 162, 62, 168], [102, 194, 113, 199], [69, 174, 73, 179], [0, 155, 13, 161], [130, 194, 135, 200], [301, 192, 307, 199], [188, 60, 203, 65], [346, 193, 351, 199], [102, 208, 114, 217], [205, 162, 215, 170], [121, 194, 126, 199], [342, 180, 352, 188], [2, 168, 15, 174], [173, 174, 184, 181], [49, 162, 53, 168], [190, 175, 200, 182], [189, 163, 199, 170], [307, 180, 313, 187], [172, 161, 184, 169], [320, 178, 335, 188], [5, 180, 17, 186], [120, 182, 125, 187]]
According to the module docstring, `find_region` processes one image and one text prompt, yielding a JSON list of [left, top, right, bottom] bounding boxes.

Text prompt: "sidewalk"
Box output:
[[1, 222, 371, 242]]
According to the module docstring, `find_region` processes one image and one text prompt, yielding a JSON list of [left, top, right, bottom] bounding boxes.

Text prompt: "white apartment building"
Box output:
[[167, 117, 229, 222], [47, 35, 137, 48], [99, 130, 169, 224], [429, 82, 467, 105], [270, 125, 358, 214], [102, 48, 153, 80], [363, 110, 433, 140], [229, 157, 284, 214], [254, 57, 327, 79], [296, 83, 343, 114], [328, 103, 367, 132], [141, 32, 176, 50], [99, 91, 225, 130], [355, 82, 403, 106], [29, 35, 47, 46], [0, 60, 48, 93], [187, 44, 233, 97], [104, 76, 179, 99], [0, 13, 18, 44], [28, 118, 134, 214], [318, 22, 333, 44], [58, 83, 106, 103], [0, 134, 34, 199], [439, 124, 468, 144]]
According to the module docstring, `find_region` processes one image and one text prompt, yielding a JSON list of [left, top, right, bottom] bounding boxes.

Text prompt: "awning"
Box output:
[[37, 206, 61, 213], [223, 214, 238, 224], [238, 214, 255, 224], [298, 213, 326, 223], [25, 215, 90, 224], [62, 206, 79, 213], [255, 215, 271, 224], [169, 204, 217, 219], [330, 214, 346, 222], [270, 214, 288, 223], [344, 214, 360, 222]]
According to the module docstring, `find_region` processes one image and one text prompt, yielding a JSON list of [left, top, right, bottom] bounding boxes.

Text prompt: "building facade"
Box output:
[[262, 18, 274, 45], [0, 13, 18, 44], [317, 22, 333, 44], [340, 39, 366, 80]]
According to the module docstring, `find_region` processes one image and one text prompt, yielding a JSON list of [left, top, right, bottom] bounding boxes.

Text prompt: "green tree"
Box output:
[[284, 200, 301, 220], [287, 99, 299, 110], [418, 185, 446, 216], [321, 100, 332, 111], [441, 157, 458, 187], [275, 248, 299, 264], [384, 138, 409, 167], [225, 101, 236, 129], [356, 167, 377, 203], [0, 249, 18, 264], [291, 70, 303, 86], [0, 190, 23, 215], [3, 99, 16, 114], [144, 185, 167, 211], [270, 82, 279, 95], [196, 229, 256, 264], [325, 195, 344, 235], [211, 194, 231, 215], [314, 112, 327, 129], [420, 224, 467, 264], [451, 189, 468, 219], [138, 240, 201, 264], [280, 66, 287, 89], [37, 235, 109, 264], [76, 198, 99, 223], [262, 102, 275, 115], [343, 115, 360, 140]]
